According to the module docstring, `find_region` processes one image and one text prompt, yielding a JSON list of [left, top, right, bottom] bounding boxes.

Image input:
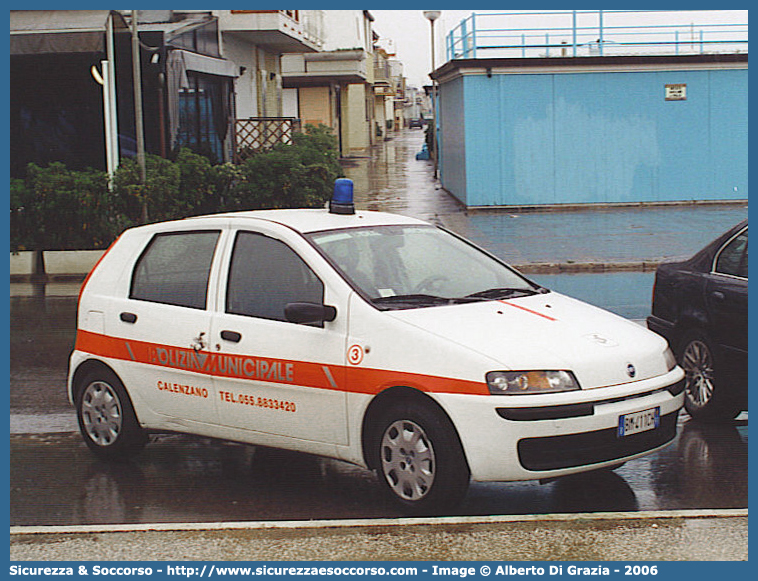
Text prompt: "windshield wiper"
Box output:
[[464, 287, 543, 301], [372, 294, 456, 309]]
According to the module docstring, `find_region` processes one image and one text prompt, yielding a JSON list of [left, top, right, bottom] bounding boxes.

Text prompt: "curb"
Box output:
[[464, 199, 749, 214], [10, 262, 663, 284], [9, 508, 748, 536], [515, 261, 662, 274]]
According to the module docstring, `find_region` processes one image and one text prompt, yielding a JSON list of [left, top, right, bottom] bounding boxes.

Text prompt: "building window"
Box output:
[[170, 20, 220, 57], [176, 73, 233, 163]]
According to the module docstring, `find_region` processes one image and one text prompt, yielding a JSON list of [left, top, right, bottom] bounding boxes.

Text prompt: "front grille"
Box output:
[[497, 403, 594, 421], [496, 382, 682, 422], [517, 411, 678, 471]]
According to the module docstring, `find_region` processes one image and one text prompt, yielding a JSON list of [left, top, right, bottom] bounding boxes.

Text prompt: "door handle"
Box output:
[[221, 330, 242, 343], [711, 291, 725, 301], [120, 312, 138, 324]]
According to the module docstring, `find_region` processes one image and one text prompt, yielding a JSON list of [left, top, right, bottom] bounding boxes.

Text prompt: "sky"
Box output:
[[368, 9, 749, 89], [370, 10, 472, 88]]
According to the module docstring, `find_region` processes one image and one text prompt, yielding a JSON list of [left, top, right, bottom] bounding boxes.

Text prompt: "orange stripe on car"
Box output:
[[74, 330, 490, 396], [498, 300, 557, 321]]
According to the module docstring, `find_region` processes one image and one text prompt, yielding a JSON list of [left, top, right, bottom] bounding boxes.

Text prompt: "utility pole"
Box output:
[[131, 10, 148, 223], [423, 11, 441, 180]]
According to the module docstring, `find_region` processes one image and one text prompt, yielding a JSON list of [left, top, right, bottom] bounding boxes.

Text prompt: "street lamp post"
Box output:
[[423, 11, 441, 179]]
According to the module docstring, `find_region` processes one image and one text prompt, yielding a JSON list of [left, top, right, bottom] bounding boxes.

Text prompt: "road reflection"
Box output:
[[648, 419, 748, 509], [10, 414, 746, 527]]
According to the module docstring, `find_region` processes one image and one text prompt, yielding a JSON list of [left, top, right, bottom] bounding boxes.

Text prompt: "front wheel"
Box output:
[[375, 401, 470, 513], [76, 369, 147, 460]]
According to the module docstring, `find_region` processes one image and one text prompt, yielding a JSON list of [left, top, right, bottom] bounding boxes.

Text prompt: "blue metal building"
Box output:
[[433, 12, 748, 208]]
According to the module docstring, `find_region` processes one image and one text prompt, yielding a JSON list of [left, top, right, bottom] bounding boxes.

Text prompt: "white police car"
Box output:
[[69, 179, 684, 512]]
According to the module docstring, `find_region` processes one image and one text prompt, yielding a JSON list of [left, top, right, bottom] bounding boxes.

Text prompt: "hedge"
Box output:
[[10, 124, 343, 252]]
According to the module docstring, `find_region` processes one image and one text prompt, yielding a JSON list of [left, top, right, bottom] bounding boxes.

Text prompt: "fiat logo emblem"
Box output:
[[627, 364, 636, 378]]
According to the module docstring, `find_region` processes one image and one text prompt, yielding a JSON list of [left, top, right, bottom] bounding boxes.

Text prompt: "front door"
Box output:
[[210, 227, 349, 445]]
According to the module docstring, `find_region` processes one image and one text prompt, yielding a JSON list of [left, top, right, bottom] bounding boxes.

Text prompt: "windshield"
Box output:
[[308, 225, 544, 309]]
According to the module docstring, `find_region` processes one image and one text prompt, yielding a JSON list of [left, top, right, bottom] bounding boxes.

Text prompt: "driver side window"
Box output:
[[226, 231, 324, 323]]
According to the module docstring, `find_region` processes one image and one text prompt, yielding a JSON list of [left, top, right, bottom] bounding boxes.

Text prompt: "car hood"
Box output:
[[386, 292, 670, 389]]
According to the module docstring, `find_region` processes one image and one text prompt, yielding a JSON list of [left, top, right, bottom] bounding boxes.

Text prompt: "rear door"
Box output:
[[209, 223, 350, 446], [707, 227, 748, 355], [109, 227, 224, 425]]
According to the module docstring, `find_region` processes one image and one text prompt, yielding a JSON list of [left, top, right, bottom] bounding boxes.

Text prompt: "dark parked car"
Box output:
[[648, 219, 748, 422], [408, 118, 424, 128]]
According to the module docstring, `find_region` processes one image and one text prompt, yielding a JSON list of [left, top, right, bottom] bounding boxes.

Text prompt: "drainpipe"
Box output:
[[131, 10, 148, 223], [335, 84, 344, 157]]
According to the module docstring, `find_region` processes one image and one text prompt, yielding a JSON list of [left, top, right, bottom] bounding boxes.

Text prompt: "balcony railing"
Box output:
[[446, 10, 748, 60], [234, 118, 302, 162], [231, 10, 299, 22]]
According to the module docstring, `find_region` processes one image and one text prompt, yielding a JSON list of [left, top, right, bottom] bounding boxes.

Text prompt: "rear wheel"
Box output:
[[76, 369, 147, 460], [374, 400, 469, 513], [679, 331, 740, 423]]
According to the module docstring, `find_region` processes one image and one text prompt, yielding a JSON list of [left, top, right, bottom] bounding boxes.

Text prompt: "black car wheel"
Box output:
[[374, 401, 470, 513], [76, 369, 148, 460], [679, 331, 740, 423]]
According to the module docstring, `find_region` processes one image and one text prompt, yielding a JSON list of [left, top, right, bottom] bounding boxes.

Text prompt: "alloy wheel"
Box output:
[[380, 420, 436, 502], [81, 381, 123, 447], [682, 339, 715, 408]]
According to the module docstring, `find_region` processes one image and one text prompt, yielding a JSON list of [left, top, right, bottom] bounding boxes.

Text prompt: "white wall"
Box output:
[[322, 11, 370, 51], [220, 34, 258, 118]]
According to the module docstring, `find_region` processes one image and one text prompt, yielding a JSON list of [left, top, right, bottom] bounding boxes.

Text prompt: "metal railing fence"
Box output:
[[446, 10, 748, 61]]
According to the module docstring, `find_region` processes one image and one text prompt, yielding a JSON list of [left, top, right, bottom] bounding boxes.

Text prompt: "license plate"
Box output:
[[618, 407, 660, 437]]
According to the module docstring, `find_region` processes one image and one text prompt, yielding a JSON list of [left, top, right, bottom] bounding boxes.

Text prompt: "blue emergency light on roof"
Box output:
[[329, 178, 355, 215]]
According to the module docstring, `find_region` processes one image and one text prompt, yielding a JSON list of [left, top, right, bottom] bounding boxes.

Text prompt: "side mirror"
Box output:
[[284, 302, 337, 325]]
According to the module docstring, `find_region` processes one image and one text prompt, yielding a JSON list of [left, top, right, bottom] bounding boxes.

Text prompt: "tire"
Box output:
[[679, 331, 740, 423], [374, 400, 470, 513], [75, 368, 148, 460]]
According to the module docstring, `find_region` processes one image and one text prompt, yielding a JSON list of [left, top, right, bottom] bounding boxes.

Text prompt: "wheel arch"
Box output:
[[360, 385, 469, 472], [672, 313, 711, 354], [70, 359, 126, 404]]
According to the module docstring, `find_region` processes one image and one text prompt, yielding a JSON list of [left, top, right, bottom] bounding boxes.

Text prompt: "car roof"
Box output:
[[140, 208, 429, 236]]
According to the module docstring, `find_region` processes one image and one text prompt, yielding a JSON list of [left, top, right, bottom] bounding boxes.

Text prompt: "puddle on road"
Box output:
[[10, 416, 747, 527]]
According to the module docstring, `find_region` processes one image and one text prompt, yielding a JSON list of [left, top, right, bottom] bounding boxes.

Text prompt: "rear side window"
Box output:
[[131, 231, 220, 309], [227, 231, 323, 322], [715, 229, 748, 279]]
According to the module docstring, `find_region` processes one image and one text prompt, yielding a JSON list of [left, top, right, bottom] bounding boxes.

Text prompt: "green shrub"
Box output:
[[112, 154, 180, 226], [228, 124, 342, 211], [10, 163, 113, 250], [9, 124, 343, 251]]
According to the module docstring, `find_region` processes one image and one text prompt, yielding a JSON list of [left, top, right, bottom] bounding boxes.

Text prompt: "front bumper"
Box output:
[[437, 368, 685, 482], [517, 410, 678, 471]]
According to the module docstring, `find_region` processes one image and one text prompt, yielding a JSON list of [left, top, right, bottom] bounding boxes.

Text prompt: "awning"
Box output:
[[179, 50, 240, 78], [10, 10, 127, 55]]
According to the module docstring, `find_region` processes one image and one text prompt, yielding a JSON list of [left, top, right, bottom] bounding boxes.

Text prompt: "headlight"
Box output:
[[486, 370, 580, 395], [663, 347, 678, 371]]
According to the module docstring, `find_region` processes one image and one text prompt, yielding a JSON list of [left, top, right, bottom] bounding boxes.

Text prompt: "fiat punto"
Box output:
[[69, 179, 684, 512]]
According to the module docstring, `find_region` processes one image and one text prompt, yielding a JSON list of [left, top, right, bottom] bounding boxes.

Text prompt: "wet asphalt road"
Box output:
[[9, 418, 748, 527], [9, 129, 748, 528], [8, 269, 748, 528]]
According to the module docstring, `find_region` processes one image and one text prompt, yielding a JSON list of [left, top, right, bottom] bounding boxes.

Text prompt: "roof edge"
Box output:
[[432, 53, 748, 81]]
